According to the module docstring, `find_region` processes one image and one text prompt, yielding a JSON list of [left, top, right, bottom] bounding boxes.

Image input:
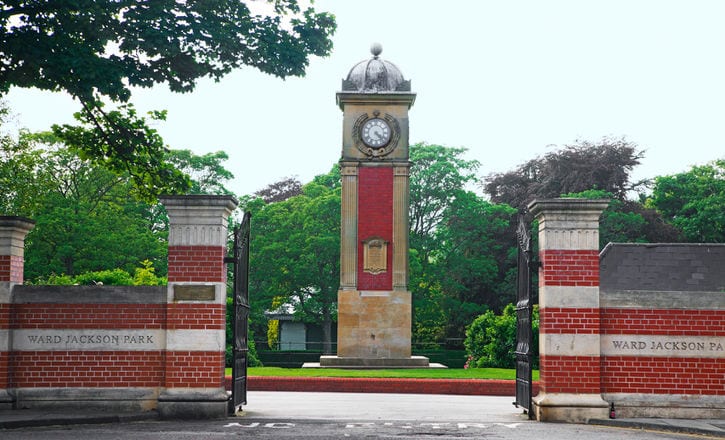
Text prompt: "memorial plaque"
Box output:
[[363, 238, 387, 274], [173, 285, 216, 301]]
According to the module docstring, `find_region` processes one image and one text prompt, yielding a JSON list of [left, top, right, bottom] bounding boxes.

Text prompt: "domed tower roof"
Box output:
[[341, 43, 411, 93]]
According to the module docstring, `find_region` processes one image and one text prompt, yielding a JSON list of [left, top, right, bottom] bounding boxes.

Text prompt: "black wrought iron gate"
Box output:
[[225, 212, 251, 414], [514, 213, 534, 418]]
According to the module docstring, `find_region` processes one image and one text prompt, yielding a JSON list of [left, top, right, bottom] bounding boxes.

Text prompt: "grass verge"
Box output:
[[227, 367, 539, 381]]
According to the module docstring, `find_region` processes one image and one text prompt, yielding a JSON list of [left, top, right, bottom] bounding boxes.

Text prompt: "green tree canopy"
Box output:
[[0, 1, 335, 100], [1, 0, 336, 201], [247, 175, 341, 353], [649, 160, 725, 243], [564, 189, 682, 248], [409, 143, 480, 261]]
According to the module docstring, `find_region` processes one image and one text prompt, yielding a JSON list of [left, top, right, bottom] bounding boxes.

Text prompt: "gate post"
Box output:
[[0, 216, 35, 408], [158, 195, 238, 419], [529, 199, 609, 423]]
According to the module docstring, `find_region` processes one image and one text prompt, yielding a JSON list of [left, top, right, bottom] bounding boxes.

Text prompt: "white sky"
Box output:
[[5, 0, 725, 197]]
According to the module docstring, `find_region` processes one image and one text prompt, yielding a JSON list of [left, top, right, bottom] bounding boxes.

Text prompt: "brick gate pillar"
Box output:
[[529, 199, 609, 423], [0, 216, 35, 408], [158, 195, 238, 419]]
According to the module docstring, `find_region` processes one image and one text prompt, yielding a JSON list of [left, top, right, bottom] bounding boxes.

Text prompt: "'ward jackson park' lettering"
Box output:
[[26, 334, 154, 345], [611, 340, 723, 352]]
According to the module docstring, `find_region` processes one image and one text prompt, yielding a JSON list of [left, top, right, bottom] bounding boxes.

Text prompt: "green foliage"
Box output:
[[1, 1, 335, 200], [246, 171, 341, 354], [226, 296, 262, 368], [166, 149, 235, 196], [22, 144, 168, 280], [52, 103, 191, 202], [33, 261, 166, 286], [649, 160, 725, 243], [564, 189, 682, 248], [0, 1, 336, 101], [133, 260, 166, 286], [72, 269, 135, 286], [464, 304, 539, 369], [409, 143, 480, 259]]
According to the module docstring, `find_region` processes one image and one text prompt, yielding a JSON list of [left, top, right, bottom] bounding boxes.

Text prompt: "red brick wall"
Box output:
[[601, 307, 725, 395], [602, 357, 725, 395], [539, 308, 601, 334], [167, 246, 226, 283], [11, 304, 166, 329], [166, 304, 226, 330], [164, 351, 225, 388], [539, 355, 602, 394], [539, 250, 599, 287], [10, 302, 165, 389], [12, 351, 164, 388], [0, 255, 24, 283], [357, 167, 393, 290], [602, 309, 724, 336]]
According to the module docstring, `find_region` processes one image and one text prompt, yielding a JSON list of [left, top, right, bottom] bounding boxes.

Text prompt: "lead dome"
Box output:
[[341, 44, 411, 92]]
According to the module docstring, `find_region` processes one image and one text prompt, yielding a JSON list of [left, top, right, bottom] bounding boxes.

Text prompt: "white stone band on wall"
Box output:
[[9, 329, 226, 352]]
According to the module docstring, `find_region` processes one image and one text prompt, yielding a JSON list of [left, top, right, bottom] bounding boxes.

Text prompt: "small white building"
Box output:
[[265, 303, 336, 351]]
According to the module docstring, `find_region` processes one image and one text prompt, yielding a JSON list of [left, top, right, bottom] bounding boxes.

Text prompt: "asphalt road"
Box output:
[[0, 392, 713, 439]]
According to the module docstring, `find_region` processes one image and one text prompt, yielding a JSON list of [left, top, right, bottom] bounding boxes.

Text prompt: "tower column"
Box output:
[[339, 163, 359, 290], [392, 164, 410, 291]]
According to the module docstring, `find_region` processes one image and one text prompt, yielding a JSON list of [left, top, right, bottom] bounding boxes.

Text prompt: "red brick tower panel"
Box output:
[[357, 167, 393, 290]]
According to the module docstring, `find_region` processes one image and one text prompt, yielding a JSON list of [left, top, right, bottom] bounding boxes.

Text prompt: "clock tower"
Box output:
[[320, 44, 429, 368]]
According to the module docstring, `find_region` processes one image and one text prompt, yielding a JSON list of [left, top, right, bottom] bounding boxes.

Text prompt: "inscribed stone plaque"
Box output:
[[173, 285, 216, 301], [363, 238, 387, 274]]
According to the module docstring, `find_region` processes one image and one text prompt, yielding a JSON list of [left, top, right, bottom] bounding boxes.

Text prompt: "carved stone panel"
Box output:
[[363, 237, 387, 275]]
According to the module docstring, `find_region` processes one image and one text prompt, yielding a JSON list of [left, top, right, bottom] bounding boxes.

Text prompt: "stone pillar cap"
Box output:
[[0, 216, 36, 231], [159, 194, 239, 211], [528, 198, 610, 216]]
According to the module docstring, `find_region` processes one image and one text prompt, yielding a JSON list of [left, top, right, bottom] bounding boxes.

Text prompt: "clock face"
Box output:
[[361, 118, 391, 148]]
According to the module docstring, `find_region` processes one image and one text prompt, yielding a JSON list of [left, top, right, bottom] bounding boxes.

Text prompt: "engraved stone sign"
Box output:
[[363, 237, 387, 275]]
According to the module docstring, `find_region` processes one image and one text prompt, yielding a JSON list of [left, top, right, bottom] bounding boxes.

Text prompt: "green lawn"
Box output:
[[227, 367, 539, 381]]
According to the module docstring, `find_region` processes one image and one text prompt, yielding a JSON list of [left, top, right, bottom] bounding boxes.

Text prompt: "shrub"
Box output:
[[464, 304, 539, 369], [73, 268, 134, 285]]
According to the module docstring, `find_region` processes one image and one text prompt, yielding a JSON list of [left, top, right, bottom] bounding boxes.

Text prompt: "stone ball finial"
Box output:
[[370, 42, 383, 58], [341, 43, 411, 93]]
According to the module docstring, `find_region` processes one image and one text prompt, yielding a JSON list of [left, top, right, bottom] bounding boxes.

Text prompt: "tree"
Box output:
[[564, 189, 682, 248], [0, 1, 336, 101], [0, 105, 48, 216], [52, 104, 191, 201], [485, 138, 645, 209], [166, 149, 235, 195], [254, 176, 303, 203], [1, 1, 336, 199], [409, 143, 480, 261], [23, 145, 167, 279], [431, 191, 518, 339], [649, 160, 725, 243], [1, 119, 237, 280], [247, 177, 340, 354]]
